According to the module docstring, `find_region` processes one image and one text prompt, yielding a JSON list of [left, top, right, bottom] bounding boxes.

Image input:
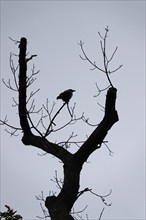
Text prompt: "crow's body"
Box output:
[[57, 89, 75, 103]]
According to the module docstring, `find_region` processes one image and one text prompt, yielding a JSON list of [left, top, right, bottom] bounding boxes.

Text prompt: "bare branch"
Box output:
[[71, 205, 88, 217], [44, 102, 67, 137], [89, 189, 112, 206], [2, 78, 18, 92], [26, 54, 37, 62], [103, 141, 114, 156], [12, 97, 18, 107], [9, 52, 19, 90], [77, 188, 89, 199], [101, 27, 114, 87], [98, 208, 105, 220], [94, 83, 110, 97], [81, 113, 98, 127], [97, 102, 105, 112], [50, 170, 63, 189], [67, 103, 73, 117], [77, 187, 112, 207], [108, 46, 118, 63], [79, 26, 122, 90], [52, 113, 83, 133], [58, 140, 84, 147], [36, 192, 50, 220], [78, 40, 105, 73], [27, 89, 40, 103], [42, 100, 56, 131], [59, 132, 78, 149], [9, 37, 20, 44], [110, 64, 123, 74], [4, 128, 19, 137], [0, 116, 22, 136], [27, 112, 43, 137], [98, 32, 104, 40], [26, 64, 40, 87], [36, 191, 46, 202]]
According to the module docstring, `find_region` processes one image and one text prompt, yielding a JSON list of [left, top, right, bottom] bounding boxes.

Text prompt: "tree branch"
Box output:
[[18, 38, 31, 134], [18, 38, 72, 164], [75, 87, 118, 164], [44, 102, 67, 137]]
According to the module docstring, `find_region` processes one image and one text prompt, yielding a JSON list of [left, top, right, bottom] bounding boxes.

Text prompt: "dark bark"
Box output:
[[75, 87, 119, 164], [18, 38, 119, 220], [18, 38, 31, 135]]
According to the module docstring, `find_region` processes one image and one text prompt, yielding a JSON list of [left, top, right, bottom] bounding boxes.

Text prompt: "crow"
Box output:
[[57, 89, 75, 103]]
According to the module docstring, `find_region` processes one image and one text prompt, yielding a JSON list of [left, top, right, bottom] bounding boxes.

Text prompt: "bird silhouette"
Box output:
[[57, 89, 75, 103]]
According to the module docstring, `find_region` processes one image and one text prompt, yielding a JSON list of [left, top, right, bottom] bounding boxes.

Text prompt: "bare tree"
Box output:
[[1, 27, 122, 220]]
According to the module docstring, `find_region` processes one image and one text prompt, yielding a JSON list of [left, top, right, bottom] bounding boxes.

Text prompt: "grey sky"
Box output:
[[0, 1, 145, 220]]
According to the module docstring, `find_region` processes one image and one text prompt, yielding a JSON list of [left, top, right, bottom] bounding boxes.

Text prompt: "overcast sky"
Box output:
[[0, 1, 145, 220]]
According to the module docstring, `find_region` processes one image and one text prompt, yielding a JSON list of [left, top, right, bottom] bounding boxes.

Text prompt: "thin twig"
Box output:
[[44, 102, 67, 137], [98, 207, 105, 220], [78, 40, 105, 73]]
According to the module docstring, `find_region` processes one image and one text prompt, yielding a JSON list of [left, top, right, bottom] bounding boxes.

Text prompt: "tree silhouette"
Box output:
[[0, 205, 22, 220], [1, 27, 122, 220]]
